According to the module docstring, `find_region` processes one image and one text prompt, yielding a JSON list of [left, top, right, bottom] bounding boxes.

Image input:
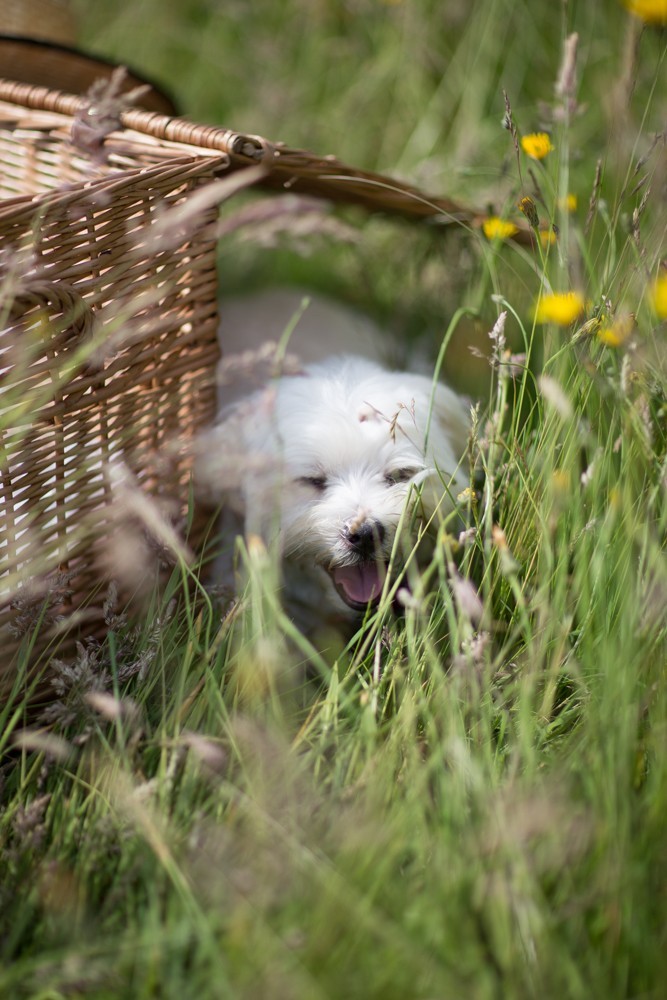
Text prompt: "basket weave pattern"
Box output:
[[0, 85, 226, 672]]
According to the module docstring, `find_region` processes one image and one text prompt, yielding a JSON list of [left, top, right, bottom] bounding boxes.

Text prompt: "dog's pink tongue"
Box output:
[[333, 564, 383, 605]]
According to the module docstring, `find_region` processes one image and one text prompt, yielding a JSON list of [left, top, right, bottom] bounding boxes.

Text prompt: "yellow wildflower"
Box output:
[[559, 193, 578, 212], [622, 0, 667, 25], [535, 291, 585, 325], [597, 314, 634, 347], [456, 487, 478, 506], [539, 228, 557, 248], [521, 133, 555, 160], [651, 273, 667, 319], [482, 217, 519, 241], [552, 469, 571, 494]]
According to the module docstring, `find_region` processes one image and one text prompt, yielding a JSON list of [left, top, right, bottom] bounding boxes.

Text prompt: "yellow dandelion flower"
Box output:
[[535, 291, 585, 325], [521, 133, 555, 160], [597, 314, 635, 347], [651, 273, 667, 319], [559, 193, 578, 212], [539, 228, 557, 248], [552, 469, 571, 493], [622, 0, 667, 25], [482, 217, 519, 241]]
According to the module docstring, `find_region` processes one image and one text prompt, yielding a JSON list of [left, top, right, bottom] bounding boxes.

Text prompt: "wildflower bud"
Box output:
[[396, 588, 421, 611], [448, 564, 484, 627], [456, 487, 479, 506], [247, 533, 268, 560], [458, 527, 477, 546], [491, 525, 508, 550], [491, 525, 519, 575], [519, 196, 540, 229]]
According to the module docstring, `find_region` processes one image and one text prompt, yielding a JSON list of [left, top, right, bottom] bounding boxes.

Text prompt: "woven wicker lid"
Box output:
[[5, 0, 76, 45], [0, 36, 177, 115]]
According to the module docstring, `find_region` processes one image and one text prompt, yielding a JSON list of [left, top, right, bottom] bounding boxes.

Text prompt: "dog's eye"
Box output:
[[298, 475, 328, 491], [385, 468, 418, 485]]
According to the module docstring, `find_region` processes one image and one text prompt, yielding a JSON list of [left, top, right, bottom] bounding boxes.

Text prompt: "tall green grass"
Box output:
[[2, 1, 666, 997]]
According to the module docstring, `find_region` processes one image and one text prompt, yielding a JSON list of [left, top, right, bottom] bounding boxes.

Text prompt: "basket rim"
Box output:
[[0, 34, 177, 115], [0, 75, 533, 243]]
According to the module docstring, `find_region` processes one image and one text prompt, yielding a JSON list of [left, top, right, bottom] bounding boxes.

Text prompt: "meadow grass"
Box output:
[[1, 1, 666, 997]]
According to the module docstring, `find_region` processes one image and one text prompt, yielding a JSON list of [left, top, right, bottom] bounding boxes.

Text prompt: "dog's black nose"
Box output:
[[342, 519, 385, 557]]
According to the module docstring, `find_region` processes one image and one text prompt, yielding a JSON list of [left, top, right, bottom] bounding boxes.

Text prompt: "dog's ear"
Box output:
[[193, 393, 261, 508], [193, 420, 243, 509], [413, 379, 471, 519], [426, 381, 470, 459], [195, 384, 288, 544]]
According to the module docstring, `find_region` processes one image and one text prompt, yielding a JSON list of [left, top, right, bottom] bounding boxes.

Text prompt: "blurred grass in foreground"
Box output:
[[1, 1, 666, 997]]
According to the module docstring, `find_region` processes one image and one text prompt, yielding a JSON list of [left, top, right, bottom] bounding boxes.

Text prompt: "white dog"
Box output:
[[198, 292, 471, 634]]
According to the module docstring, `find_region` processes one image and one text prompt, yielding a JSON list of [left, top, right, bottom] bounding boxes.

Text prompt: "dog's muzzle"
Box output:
[[328, 519, 387, 610]]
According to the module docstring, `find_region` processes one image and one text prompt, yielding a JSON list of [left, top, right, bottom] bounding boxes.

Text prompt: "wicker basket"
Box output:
[[0, 73, 528, 695], [0, 82, 230, 684]]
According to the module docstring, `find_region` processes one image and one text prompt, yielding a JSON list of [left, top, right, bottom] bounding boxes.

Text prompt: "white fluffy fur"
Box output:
[[200, 339, 470, 634]]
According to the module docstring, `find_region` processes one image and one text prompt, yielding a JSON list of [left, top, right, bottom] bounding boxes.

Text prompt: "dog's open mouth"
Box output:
[[330, 562, 385, 610]]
